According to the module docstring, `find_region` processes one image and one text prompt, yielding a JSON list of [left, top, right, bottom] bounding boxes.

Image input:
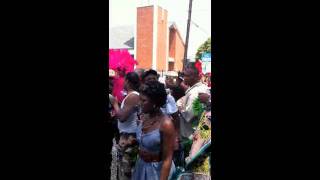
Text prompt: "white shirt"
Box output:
[[161, 94, 178, 115], [158, 76, 166, 85], [118, 91, 139, 133], [177, 82, 210, 139]]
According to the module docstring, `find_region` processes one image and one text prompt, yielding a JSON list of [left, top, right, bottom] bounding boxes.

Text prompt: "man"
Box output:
[[166, 74, 187, 102], [177, 62, 210, 140]]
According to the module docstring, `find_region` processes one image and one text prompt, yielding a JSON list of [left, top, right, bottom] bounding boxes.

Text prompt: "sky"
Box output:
[[109, 0, 211, 59]]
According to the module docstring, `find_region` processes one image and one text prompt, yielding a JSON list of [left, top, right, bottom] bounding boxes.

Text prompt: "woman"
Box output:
[[133, 81, 176, 180], [142, 69, 182, 168], [111, 72, 140, 180]]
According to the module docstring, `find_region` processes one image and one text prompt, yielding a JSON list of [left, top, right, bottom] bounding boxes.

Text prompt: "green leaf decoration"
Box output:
[[192, 98, 205, 117]]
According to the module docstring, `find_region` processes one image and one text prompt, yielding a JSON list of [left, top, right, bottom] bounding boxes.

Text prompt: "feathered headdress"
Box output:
[[108, 49, 137, 103], [109, 49, 137, 75], [195, 59, 203, 76]]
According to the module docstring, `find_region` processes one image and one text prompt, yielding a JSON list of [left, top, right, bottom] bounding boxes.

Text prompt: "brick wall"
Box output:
[[136, 6, 184, 72], [156, 7, 168, 72], [174, 30, 185, 72], [168, 28, 185, 72], [136, 6, 154, 69], [169, 28, 176, 59]]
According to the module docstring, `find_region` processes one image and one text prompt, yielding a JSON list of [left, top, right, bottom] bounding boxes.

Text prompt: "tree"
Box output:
[[195, 37, 211, 60]]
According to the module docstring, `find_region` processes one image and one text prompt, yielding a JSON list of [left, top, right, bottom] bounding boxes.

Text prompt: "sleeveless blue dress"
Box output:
[[132, 124, 176, 180]]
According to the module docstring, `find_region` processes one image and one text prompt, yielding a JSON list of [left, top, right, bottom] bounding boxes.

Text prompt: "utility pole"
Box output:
[[183, 0, 193, 70]]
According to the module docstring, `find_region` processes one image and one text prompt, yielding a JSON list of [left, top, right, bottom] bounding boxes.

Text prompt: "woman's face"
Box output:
[[139, 94, 154, 113]]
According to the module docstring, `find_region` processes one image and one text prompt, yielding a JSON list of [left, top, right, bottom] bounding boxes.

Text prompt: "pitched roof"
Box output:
[[109, 22, 184, 49], [109, 25, 134, 49], [168, 22, 185, 45]]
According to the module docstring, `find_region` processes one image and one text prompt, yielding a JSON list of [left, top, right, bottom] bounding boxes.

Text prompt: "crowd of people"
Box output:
[[106, 62, 213, 180]]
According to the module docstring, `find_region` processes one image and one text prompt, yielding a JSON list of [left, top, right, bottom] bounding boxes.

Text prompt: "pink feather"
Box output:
[[109, 49, 137, 103]]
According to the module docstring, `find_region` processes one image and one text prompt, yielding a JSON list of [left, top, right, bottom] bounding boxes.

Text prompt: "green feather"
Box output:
[[192, 98, 205, 117]]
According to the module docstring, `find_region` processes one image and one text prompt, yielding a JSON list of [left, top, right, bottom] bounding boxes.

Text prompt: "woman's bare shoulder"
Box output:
[[160, 115, 174, 131]]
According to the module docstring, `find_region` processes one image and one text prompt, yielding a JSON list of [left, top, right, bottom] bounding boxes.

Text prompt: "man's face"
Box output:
[[183, 68, 197, 86], [144, 74, 158, 83], [165, 77, 173, 86]]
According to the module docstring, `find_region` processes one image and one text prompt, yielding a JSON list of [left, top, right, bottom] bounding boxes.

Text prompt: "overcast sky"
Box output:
[[109, 0, 211, 59]]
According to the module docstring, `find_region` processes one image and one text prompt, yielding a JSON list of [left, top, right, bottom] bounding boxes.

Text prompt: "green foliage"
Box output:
[[191, 155, 211, 174], [198, 112, 211, 141], [195, 37, 211, 60], [182, 138, 193, 158], [192, 98, 205, 117]]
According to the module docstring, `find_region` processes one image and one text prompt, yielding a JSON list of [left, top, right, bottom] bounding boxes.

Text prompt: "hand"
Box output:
[[110, 110, 116, 117], [176, 99, 182, 110], [112, 97, 119, 110], [112, 96, 118, 105], [109, 94, 115, 105], [180, 82, 189, 91], [193, 131, 200, 141], [198, 93, 210, 104]]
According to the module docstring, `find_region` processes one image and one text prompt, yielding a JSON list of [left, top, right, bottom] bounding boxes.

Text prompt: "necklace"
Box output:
[[142, 111, 161, 132]]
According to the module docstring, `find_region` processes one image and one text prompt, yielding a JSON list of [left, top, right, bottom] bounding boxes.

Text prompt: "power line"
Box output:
[[191, 20, 210, 36]]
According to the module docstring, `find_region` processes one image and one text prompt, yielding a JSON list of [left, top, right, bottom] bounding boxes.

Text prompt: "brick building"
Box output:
[[109, 5, 185, 73]]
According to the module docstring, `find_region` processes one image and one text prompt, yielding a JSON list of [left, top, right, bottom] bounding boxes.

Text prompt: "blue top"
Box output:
[[133, 124, 175, 180], [136, 124, 161, 153]]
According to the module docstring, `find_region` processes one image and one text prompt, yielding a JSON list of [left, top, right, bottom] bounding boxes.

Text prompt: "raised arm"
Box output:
[[112, 94, 139, 122]]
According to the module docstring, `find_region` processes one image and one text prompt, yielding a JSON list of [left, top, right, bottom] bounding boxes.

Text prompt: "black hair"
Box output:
[[142, 69, 158, 81], [125, 72, 140, 91], [185, 62, 199, 75], [170, 86, 186, 101], [139, 80, 167, 108], [134, 68, 145, 80], [108, 79, 113, 94]]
